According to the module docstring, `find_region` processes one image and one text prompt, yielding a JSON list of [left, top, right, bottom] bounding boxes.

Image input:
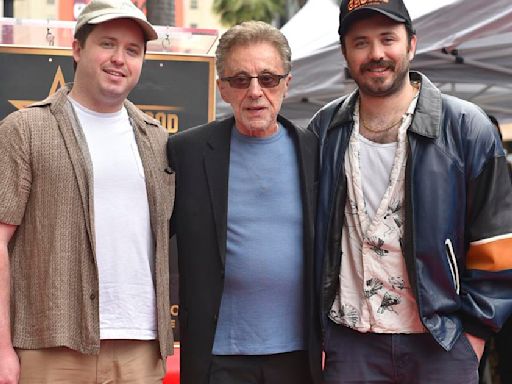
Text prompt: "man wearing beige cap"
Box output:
[[0, 0, 174, 383]]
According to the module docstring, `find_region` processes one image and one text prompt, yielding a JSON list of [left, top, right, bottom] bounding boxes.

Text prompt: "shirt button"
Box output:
[[213, 314, 218, 323], [90, 293, 96, 300]]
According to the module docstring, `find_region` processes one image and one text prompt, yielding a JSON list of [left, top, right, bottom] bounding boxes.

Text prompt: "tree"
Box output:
[[212, 0, 287, 26], [146, 0, 175, 27]]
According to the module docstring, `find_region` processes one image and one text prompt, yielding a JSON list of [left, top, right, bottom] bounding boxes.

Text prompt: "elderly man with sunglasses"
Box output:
[[167, 21, 321, 384]]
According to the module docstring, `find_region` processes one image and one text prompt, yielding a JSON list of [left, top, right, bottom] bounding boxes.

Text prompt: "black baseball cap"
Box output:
[[338, 0, 413, 37]]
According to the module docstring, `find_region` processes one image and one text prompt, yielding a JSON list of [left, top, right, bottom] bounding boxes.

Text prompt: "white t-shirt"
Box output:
[[70, 97, 157, 340], [358, 135, 397, 220]]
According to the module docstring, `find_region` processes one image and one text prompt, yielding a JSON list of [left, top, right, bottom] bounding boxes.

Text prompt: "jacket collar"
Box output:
[[328, 89, 358, 130], [277, 114, 299, 134], [328, 71, 442, 139], [409, 72, 441, 139], [205, 116, 235, 151]]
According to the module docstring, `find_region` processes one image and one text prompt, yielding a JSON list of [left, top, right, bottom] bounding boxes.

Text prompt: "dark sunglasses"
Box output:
[[220, 73, 289, 89]]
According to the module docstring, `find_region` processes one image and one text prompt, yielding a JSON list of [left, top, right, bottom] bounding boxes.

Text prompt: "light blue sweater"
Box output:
[[212, 124, 306, 355]]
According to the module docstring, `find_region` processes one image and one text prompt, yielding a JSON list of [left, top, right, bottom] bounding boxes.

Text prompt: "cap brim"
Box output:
[[339, 7, 407, 36], [88, 13, 158, 41]]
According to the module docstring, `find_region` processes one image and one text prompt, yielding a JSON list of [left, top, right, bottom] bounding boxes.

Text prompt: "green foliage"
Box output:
[[212, 0, 287, 26]]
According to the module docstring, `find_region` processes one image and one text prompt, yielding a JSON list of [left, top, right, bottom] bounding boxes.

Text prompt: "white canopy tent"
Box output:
[[412, 0, 512, 126], [280, 0, 339, 61], [216, 0, 512, 130]]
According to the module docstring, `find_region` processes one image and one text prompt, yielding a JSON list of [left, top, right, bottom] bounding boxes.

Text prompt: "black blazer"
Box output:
[[167, 115, 321, 384]]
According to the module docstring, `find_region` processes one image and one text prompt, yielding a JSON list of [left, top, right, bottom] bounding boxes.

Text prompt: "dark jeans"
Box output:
[[323, 321, 479, 384], [209, 350, 312, 384]]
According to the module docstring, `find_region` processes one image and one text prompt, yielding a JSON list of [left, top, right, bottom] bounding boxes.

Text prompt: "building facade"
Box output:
[[179, 0, 224, 32], [13, 0, 57, 19]]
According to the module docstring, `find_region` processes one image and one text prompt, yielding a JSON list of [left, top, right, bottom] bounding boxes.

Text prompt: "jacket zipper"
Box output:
[[444, 239, 460, 294]]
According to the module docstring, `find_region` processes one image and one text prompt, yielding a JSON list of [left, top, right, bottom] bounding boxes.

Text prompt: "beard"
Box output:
[[349, 54, 411, 98]]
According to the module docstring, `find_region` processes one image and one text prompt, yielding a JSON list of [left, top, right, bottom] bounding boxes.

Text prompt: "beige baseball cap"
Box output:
[[74, 0, 158, 41]]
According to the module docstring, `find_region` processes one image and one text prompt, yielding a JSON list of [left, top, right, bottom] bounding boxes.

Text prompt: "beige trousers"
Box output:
[[17, 340, 165, 384]]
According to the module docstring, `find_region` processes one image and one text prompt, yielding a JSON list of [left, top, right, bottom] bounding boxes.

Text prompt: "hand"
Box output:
[[0, 346, 19, 384], [464, 332, 485, 361]]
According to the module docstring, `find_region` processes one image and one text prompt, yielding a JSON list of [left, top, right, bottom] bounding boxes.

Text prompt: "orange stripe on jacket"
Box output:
[[467, 236, 512, 271]]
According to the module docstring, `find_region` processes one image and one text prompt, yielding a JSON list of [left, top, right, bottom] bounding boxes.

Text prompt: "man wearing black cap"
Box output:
[[0, 0, 173, 382], [309, 0, 512, 383]]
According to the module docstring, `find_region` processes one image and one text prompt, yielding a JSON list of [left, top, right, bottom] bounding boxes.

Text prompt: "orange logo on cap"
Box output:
[[348, 0, 390, 12]]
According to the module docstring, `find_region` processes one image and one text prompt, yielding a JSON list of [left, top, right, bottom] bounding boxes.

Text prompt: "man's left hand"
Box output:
[[464, 332, 485, 361]]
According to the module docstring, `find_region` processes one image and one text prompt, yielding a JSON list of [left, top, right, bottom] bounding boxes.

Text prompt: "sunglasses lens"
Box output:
[[230, 77, 251, 89], [258, 74, 279, 88]]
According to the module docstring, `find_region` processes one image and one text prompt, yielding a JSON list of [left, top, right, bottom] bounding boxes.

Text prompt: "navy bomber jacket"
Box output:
[[309, 72, 512, 350]]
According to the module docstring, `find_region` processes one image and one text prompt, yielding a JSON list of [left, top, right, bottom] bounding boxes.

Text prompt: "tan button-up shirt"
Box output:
[[0, 86, 174, 357]]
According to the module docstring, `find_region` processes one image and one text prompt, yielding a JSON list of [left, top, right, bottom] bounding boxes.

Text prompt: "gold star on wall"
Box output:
[[8, 66, 66, 110]]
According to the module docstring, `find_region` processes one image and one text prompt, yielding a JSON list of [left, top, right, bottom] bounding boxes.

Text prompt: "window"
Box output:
[[190, 0, 198, 9]]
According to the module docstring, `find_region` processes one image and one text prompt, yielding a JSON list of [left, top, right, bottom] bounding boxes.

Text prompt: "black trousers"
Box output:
[[323, 321, 479, 384], [495, 316, 512, 383], [208, 351, 313, 384]]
